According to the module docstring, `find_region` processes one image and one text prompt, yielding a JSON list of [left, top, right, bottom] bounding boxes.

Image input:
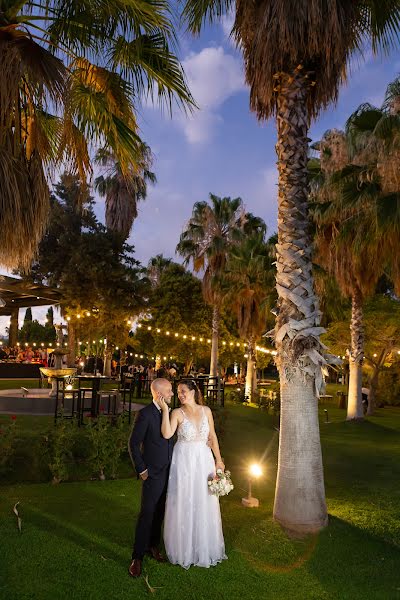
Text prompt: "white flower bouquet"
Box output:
[[208, 469, 234, 497]]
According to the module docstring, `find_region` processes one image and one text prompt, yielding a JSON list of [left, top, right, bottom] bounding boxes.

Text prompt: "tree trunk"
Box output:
[[273, 71, 328, 534], [67, 321, 76, 368], [245, 338, 256, 402], [347, 290, 364, 420], [209, 305, 220, 378], [103, 343, 112, 377], [184, 357, 193, 376], [366, 371, 379, 416], [8, 308, 19, 346]]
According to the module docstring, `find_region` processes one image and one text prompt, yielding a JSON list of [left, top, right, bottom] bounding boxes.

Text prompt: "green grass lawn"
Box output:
[[0, 402, 399, 600]]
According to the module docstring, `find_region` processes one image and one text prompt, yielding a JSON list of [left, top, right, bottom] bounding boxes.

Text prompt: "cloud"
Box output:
[[221, 8, 235, 39], [251, 166, 278, 233], [178, 46, 245, 144]]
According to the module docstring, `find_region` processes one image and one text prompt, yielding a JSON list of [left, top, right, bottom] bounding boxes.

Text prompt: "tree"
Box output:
[[24, 308, 32, 324], [25, 174, 149, 364], [46, 307, 54, 327], [177, 194, 265, 377], [18, 320, 56, 345], [311, 129, 379, 421], [147, 255, 173, 288], [220, 233, 275, 401], [311, 90, 400, 420], [94, 145, 156, 240], [135, 262, 213, 373], [182, 0, 400, 534], [0, 0, 193, 270], [324, 295, 400, 415]]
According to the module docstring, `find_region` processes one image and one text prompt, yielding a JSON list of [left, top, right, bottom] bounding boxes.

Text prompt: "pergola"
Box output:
[[0, 275, 62, 345]]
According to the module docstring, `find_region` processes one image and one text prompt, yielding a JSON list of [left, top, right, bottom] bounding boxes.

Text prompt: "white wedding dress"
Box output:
[[163, 407, 227, 569]]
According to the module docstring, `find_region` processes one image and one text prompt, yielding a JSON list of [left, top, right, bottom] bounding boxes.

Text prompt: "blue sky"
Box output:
[[1, 16, 400, 335]]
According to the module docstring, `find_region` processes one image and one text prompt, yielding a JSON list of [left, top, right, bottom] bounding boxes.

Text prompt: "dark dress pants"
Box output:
[[132, 466, 169, 560]]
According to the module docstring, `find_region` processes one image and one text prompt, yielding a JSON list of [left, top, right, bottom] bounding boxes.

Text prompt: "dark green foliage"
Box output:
[[25, 173, 149, 347], [24, 308, 32, 323], [0, 416, 17, 475], [18, 319, 56, 345], [377, 364, 400, 405]]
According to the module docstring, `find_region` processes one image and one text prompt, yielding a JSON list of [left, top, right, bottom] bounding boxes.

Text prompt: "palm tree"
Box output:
[[220, 233, 275, 402], [0, 0, 193, 270], [182, 0, 400, 534], [94, 146, 156, 240], [177, 194, 264, 377], [147, 254, 173, 287], [312, 105, 400, 420]]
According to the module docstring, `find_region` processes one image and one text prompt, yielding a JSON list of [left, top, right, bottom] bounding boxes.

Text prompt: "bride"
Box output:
[[159, 379, 227, 569]]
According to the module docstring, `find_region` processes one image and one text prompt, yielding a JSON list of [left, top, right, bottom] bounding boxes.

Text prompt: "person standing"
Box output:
[[160, 379, 227, 569], [128, 378, 174, 578]]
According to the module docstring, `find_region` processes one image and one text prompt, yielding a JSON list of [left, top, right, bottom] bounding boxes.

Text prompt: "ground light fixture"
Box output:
[[242, 463, 262, 508]]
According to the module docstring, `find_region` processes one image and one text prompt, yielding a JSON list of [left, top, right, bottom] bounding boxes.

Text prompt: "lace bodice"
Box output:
[[177, 407, 209, 443]]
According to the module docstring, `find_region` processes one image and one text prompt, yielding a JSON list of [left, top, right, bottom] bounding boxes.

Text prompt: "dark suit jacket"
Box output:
[[129, 403, 173, 478]]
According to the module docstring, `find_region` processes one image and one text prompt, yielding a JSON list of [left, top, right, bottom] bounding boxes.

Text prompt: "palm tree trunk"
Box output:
[[366, 369, 379, 416], [347, 289, 364, 420], [245, 337, 256, 402], [273, 71, 328, 535], [366, 349, 386, 416], [210, 305, 220, 378]]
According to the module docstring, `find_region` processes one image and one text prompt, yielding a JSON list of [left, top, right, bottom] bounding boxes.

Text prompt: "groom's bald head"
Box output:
[[151, 378, 173, 404]]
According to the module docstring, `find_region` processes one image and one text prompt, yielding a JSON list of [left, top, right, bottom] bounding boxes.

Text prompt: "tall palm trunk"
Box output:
[[366, 370, 379, 416], [245, 337, 256, 402], [210, 304, 220, 378], [273, 72, 328, 535], [347, 289, 364, 420], [366, 349, 386, 416]]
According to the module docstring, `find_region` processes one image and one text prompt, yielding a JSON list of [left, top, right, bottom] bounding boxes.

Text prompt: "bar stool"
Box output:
[[97, 391, 119, 416], [78, 388, 95, 425]]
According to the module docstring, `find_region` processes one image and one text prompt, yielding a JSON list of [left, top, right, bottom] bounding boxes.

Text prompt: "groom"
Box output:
[[128, 378, 174, 578]]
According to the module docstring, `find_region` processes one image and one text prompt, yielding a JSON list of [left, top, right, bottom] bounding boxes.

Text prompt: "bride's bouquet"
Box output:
[[208, 469, 234, 497]]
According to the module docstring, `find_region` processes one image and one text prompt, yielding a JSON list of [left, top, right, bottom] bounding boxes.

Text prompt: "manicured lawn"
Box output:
[[0, 402, 399, 600]]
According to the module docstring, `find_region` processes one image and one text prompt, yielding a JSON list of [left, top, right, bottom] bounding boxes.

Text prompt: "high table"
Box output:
[[76, 375, 113, 422]]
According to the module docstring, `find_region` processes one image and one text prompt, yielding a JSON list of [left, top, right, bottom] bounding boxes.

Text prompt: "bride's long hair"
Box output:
[[179, 379, 204, 405]]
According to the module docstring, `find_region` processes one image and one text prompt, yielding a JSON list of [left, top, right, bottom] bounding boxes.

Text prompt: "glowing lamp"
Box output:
[[249, 464, 262, 478], [242, 463, 263, 508]]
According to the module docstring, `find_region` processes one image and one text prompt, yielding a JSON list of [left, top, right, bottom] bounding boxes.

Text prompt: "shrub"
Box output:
[[377, 365, 400, 406], [87, 415, 127, 480], [46, 416, 75, 484], [225, 388, 246, 404], [0, 416, 17, 475]]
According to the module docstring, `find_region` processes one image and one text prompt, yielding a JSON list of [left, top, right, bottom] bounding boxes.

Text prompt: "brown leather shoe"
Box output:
[[148, 547, 167, 563], [128, 559, 142, 577]]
